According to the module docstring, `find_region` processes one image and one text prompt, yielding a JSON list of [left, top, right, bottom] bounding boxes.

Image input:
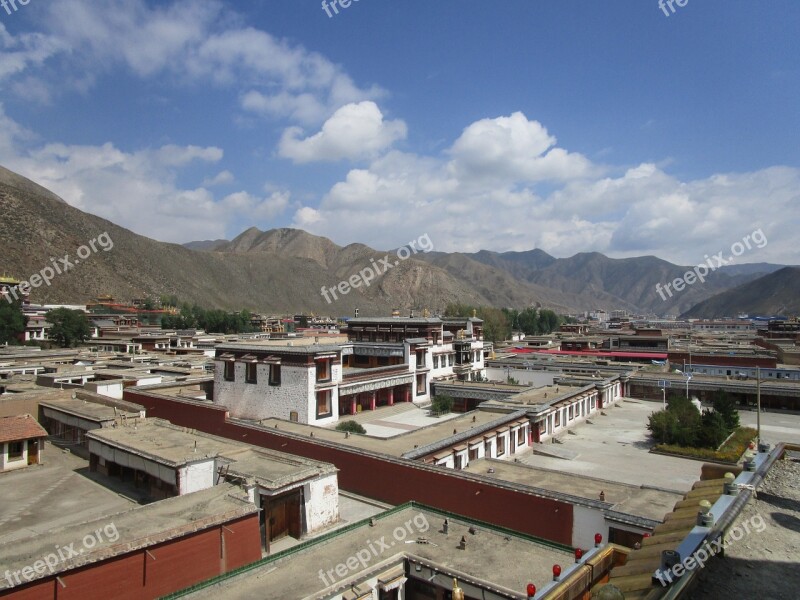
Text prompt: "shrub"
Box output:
[[654, 427, 757, 463], [431, 394, 454, 414], [335, 420, 366, 434]]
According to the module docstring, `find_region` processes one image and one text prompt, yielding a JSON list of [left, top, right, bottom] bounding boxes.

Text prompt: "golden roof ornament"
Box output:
[[452, 578, 465, 600]]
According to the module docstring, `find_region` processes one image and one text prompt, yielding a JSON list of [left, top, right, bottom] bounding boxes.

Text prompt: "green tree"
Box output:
[[648, 409, 679, 444], [478, 307, 510, 342], [335, 420, 367, 434], [698, 410, 729, 449], [712, 390, 740, 431], [46, 308, 91, 348], [647, 394, 701, 446], [0, 298, 27, 345], [160, 294, 179, 308]]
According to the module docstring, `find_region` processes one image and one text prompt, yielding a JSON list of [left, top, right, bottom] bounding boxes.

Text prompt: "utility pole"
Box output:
[[756, 366, 761, 444]]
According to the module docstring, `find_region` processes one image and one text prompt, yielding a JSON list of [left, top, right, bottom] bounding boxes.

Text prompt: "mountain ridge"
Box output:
[[0, 166, 792, 316]]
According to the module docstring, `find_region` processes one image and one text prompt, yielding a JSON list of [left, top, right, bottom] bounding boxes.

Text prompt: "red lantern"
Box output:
[[594, 533, 603, 546], [526, 583, 536, 598], [552, 564, 562, 580], [575, 548, 584, 562], [643, 533, 651, 538]]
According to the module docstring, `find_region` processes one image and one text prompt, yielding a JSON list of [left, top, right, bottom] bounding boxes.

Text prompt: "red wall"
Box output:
[[125, 390, 574, 546], [668, 351, 777, 368], [0, 515, 261, 600]]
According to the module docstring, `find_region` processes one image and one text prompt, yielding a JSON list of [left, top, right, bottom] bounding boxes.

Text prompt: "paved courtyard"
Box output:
[[329, 402, 460, 438], [519, 399, 709, 492]]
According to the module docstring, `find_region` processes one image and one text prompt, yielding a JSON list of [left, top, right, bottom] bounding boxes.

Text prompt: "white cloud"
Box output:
[[1, 0, 383, 125], [278, 102, 407, 163], [291, 112, 800, 265], [448, 112, 599, 184], [0, 106, 288, 243], [203, 170, 234, 186]]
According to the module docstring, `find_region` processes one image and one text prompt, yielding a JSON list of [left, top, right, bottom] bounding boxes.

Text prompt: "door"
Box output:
[[265, 489, 303, 543], [27, 440, 39, 465], [268, 500, 288, 542]]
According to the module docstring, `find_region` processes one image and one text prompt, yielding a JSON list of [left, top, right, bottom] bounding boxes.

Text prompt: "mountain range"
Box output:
[[0, 165, 794, 318]]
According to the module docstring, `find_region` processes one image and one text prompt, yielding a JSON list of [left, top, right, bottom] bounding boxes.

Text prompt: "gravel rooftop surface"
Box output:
[[689, 457, 800, 599]]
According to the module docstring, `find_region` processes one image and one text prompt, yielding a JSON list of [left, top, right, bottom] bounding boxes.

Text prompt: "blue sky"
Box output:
[[0, 0, 798, 265]]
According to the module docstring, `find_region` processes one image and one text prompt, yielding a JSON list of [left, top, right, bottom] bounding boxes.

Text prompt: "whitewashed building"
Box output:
[[86, 418, 339, 549], [214, 316, 486, 426]]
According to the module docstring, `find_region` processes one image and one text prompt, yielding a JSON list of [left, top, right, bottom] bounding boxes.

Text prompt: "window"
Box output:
[[497, 436, 506, 456], [416, 373, 427, 396], [554, 411, 561, 427], [223, 361, 235, 382], [246, 362, 257, 384], [8, 441, 24, 461], [433, 356, 439, 368], [316, 359, 331, 383], [449, 355, 454, 366], [316, 390, 332, 418], [484, 440, 492, 456], [416, 352, 425, 368], [517, 427, 526, 446], [269, 364, 281, 386], [469, 446, 479, 461]]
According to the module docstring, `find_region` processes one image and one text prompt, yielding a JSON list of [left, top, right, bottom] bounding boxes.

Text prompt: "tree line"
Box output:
[[443, 303, 574, 342], [160, 301, 256, 334]]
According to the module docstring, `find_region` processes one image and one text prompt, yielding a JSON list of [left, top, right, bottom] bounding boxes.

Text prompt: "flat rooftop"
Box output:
[[256, 408, 514, 458], [0, 443, 139, 545], [463, 458, 682, 523], [87, 418, 336, 483], [39, 396, 142, 422], [497, 383, 588, 407], [217, 336, 348, 351], [434, 380, 531, 393], [88, 418, 240, 466], [0, 483, 257, 590], [221, 447, 337, 488], [183, 504, 571, 600]]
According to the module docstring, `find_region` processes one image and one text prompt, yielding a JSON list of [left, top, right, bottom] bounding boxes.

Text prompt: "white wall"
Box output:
[[0, 440, 29, 472], [304, 473, 340, 532], [178, 459, 215, 495], [215, 361, 318, 424], [485, 368, 556, 387], [572, 504, 607, 549]]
